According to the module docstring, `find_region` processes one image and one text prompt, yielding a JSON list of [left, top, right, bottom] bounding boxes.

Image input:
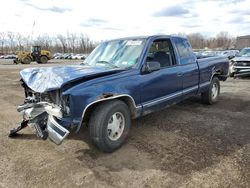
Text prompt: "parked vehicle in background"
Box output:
[[73, 54, 86, 60], [4, 54, 17, 59], [53, 53, 87, 60], [79, 54, 86, 60], [194, 50, 217, 59], [71, 54, 84, 60], [65, 53, 74, 59], [62, 53, 70, 59], [14, 46, 52, 64], [54, 54, 64, 59], [229, 47, 250, 77], [71, 54, 79, 59], [220, 50, 239, 59], [11, 35, 229, 152], [53, 53, 62, 59]]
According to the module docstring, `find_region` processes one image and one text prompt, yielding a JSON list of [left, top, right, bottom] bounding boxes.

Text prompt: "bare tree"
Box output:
[[16, 33, 24, 51], [7, 32, 16, 53], [186, 33, 205, 49], [0, 32, 5, 54], [67, 32, 77, 53], [35, 35, 53, 50], [57, 34, 68, 53], [79, 34, 88, 53], [0, 31, 238, 54], [216, 31, 230, 48]]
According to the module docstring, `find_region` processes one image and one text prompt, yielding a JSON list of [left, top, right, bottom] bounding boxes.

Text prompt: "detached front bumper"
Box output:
[[14, 102, 70, 145], [47, 115, 69, 144]]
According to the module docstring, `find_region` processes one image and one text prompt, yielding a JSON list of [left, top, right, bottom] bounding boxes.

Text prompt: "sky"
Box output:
[[1, 0, 250, 41]]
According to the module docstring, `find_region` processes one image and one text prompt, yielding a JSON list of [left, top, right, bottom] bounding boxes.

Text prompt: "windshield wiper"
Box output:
[[96, 61, 119, 68]]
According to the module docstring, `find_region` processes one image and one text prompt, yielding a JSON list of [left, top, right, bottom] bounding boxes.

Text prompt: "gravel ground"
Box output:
[[0, 60, 249, 188]]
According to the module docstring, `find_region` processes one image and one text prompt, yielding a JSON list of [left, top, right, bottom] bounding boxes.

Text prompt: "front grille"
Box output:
[[235, 61, 250, 66], [24, 88, 60, 105]]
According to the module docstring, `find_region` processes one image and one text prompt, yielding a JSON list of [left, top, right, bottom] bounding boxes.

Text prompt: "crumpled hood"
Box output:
[[20, 65, 122, 93], [233, 56, 250, 62]]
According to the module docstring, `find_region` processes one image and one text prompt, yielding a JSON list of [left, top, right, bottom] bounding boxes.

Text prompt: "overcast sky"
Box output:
[[1, 0, 250, 41]]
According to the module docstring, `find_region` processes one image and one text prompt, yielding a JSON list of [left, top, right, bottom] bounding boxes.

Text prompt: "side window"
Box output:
[[175, 39, 189, 57], [147, 39, 176, 68], [174, 38, 195, 65]]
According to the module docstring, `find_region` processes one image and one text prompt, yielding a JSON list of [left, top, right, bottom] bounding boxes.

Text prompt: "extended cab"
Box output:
[[11, 35, 229, 152]]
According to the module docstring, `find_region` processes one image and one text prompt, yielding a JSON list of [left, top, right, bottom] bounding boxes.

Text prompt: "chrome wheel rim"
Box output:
[[211, 83, 218, 100], [107, 112, 125, 141]]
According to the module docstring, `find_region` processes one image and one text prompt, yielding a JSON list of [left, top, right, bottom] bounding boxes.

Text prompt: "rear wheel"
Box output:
[[201, 77, 220, 104], [22, 57, 32, 64], [38, 56, 48, 64], [89, 100, 131, 152]]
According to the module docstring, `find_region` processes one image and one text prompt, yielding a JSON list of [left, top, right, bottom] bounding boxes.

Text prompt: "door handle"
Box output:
[[177, 72, 183, 77]]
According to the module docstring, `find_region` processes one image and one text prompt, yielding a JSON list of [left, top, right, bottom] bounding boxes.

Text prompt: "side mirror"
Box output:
[[142, 61, 161, 74]]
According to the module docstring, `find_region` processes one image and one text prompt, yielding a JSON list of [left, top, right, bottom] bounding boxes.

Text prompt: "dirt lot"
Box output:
[[0, 60, 249, 188]]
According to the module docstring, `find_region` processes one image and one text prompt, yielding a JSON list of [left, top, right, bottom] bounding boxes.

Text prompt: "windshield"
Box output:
[[237, 48, 250, 57], [83, 39, 146, 69]]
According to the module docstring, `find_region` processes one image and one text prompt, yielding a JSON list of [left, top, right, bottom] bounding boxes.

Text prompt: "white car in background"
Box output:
[[72, 54, 86, 60]]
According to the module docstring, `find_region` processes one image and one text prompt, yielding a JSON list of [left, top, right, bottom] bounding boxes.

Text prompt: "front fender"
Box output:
[[62, 73, 141, 130]]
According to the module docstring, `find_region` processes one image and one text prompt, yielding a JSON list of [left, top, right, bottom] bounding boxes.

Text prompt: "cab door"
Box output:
[[139, 38, 183, 115], [172, 37, 199, 99]]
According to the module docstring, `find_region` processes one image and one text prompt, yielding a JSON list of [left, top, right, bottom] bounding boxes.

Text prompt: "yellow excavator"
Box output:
[[14, 46, 52, 64]]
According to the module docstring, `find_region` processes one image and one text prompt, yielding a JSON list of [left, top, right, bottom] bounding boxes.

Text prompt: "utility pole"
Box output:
[[29, 21, 36, 49]]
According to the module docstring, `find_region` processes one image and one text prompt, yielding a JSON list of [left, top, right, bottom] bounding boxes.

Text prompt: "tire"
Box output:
[[201, 77, 220, 105], [22, 57, 32, 64], [89, 100, 131, 152], [229, 72, 234, 77], [39, 56, 48, 64]]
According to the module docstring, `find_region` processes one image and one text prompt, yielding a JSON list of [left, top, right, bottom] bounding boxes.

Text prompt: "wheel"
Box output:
[[229, 72, 234, 77], [89, 100, 131, 152], [201, 77, 220, 104], [22, 57, 32, 64], [39, 56, 48, 64]]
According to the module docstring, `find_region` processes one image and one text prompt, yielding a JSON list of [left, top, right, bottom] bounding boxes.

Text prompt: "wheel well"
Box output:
[[211, 69, 222, 80], [82, 96, 137, 126], [213, 69, 228, 82]]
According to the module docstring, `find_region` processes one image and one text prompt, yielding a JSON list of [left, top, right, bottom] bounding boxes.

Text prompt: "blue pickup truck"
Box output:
[[10, 35, 229, 152]]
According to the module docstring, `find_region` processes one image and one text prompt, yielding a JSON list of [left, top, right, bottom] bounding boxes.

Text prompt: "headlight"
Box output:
[[229, 60, 235, 66], [61, 95, 70, 116]]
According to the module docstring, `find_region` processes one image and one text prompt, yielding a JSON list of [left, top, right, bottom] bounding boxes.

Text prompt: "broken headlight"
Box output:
[[61, 95, 71, 116]]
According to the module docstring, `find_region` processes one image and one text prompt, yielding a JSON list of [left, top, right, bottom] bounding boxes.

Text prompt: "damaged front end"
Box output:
[[9, 83, 70, 145]]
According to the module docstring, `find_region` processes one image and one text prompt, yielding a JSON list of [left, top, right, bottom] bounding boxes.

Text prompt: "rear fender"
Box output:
[[211, 67, 227, 81]]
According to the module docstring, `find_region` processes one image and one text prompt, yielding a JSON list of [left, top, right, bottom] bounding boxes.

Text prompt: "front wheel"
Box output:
[[201, 77, 220, 104], [89, 100, 131, 152]]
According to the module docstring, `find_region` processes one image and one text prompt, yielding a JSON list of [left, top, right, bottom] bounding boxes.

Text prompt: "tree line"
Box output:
[[0, 32, 97, 54], [178, 31, 236, 50], [0, 31, 236, 54]]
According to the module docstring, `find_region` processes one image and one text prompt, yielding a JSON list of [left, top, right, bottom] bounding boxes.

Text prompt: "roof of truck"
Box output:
[[107, 35, 187, 41]]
